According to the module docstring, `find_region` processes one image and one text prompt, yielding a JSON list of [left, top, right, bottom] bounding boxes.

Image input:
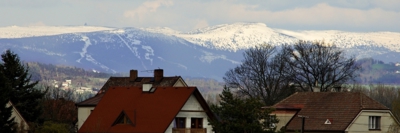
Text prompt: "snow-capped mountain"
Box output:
[[1, 23, 400, 80]]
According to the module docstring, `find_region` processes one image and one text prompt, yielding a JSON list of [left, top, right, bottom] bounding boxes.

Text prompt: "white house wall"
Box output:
[[77, 106, 95, 130], [7, 101, 29, 133], [165, 95, 212, 133], [271, 110, 297, 131], [345, 110, 398, 133]]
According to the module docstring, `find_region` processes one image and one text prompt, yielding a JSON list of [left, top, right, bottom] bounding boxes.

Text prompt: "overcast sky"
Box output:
[[1, 0, 400, 32]]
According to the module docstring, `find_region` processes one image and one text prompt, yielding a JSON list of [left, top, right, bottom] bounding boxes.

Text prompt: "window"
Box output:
[[113, 111, 133, 125], [175, 117, 186, 128], [191, 118, 203, 128], [369, 116, 381, 130]]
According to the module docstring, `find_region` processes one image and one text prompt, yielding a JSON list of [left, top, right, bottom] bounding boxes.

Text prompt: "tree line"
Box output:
[[210, 40, 360, 133], [224, 40, 359, 106]]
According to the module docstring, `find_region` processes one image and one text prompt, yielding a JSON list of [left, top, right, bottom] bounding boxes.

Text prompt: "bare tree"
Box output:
[[224, 44, 294, 106], [282, 40, 360, 92]]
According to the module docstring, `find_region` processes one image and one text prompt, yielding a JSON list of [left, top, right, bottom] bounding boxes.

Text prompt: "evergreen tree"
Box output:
[[0, 65, 16, 133], [0, 50, 45, 123], [209, 86, 279, 133]]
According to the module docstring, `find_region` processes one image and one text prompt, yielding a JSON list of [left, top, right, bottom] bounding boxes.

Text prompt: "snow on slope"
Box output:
[[146, 23, 297, 51], [277, 29, 400, 52], [2, 23, 400, 52], [0, 25, 114, 38], [144, 22, 400, 52]]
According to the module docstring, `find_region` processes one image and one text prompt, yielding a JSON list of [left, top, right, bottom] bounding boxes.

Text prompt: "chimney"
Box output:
[[130, 70, 138, 82], [313, 80, 320, 92], [312, 87, 320, 92], [154, 69, 163, 82]]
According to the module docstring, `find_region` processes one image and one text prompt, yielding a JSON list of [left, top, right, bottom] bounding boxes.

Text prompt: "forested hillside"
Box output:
[[27, 62, 121, 91], [356, 58, 400, 84]]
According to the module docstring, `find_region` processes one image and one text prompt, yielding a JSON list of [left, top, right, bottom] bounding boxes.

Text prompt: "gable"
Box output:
[[173, 78, 188, 87], [346, 110, 400, 132], [181, 95, 204, 111]]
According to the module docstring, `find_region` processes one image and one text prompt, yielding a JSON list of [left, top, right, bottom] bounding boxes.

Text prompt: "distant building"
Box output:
[[395, 63, 400, 66], [66, 80, 72, 85], [61, 82, 69, 87]]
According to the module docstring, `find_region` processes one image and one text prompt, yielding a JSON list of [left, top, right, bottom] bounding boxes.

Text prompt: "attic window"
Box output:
[[369, 116, 381, 130], [113, 111, 133, 125], [324, 119, 331, 124]]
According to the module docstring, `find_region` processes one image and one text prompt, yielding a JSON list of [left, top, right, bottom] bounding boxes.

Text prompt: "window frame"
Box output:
[[175, 117, 186, 128], [191, 118, 203, 128], [112, 111, 134, 126], [369, 116, 381, 130]]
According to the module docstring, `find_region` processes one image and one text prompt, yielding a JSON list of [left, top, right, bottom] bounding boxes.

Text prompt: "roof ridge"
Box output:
[[76, 93, 104, 105], [273, 92, 299, 106], [359, 92, 389, 109]]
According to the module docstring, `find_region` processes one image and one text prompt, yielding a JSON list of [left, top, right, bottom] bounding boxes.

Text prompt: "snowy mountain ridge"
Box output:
[[146, 22, 400, 52], [1, 22, 400, 80], [0, 25, 114, 39], [2, 23, 400, 52]]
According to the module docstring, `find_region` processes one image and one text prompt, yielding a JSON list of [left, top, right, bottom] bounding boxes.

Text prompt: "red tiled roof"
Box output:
[[75, 93, 104, 106], [76, 76, 183, 106], [273, 92, 388, 131], [78, 86, 213, 133]]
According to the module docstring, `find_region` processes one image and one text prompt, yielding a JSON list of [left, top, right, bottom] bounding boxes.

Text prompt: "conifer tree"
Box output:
[[0, 50, 45, 123], [0, 65, 16, 133], [209, 86, 279, 133]]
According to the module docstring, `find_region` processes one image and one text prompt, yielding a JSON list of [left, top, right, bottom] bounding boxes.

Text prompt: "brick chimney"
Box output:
[[154, 69, 163, 82], [130, 70, 138, 82]]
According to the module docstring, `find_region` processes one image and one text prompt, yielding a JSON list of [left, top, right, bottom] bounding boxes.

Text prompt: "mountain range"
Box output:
[[1, 22, 400, 80]]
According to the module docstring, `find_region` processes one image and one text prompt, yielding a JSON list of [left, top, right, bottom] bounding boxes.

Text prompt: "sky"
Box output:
[[1, 0, 400, 32]]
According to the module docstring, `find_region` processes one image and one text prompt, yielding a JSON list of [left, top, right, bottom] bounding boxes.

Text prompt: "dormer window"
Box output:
[[113, 111, 133, 125]]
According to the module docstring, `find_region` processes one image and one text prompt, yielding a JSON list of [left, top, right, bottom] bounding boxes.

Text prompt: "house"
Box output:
[[7, 101, 30, 133], [61, 82, 69, 87], [270, 92, 400, 133], [66, 79, 72, 85], [75, 69, 188, 130], [78, 86, 215, 133]]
